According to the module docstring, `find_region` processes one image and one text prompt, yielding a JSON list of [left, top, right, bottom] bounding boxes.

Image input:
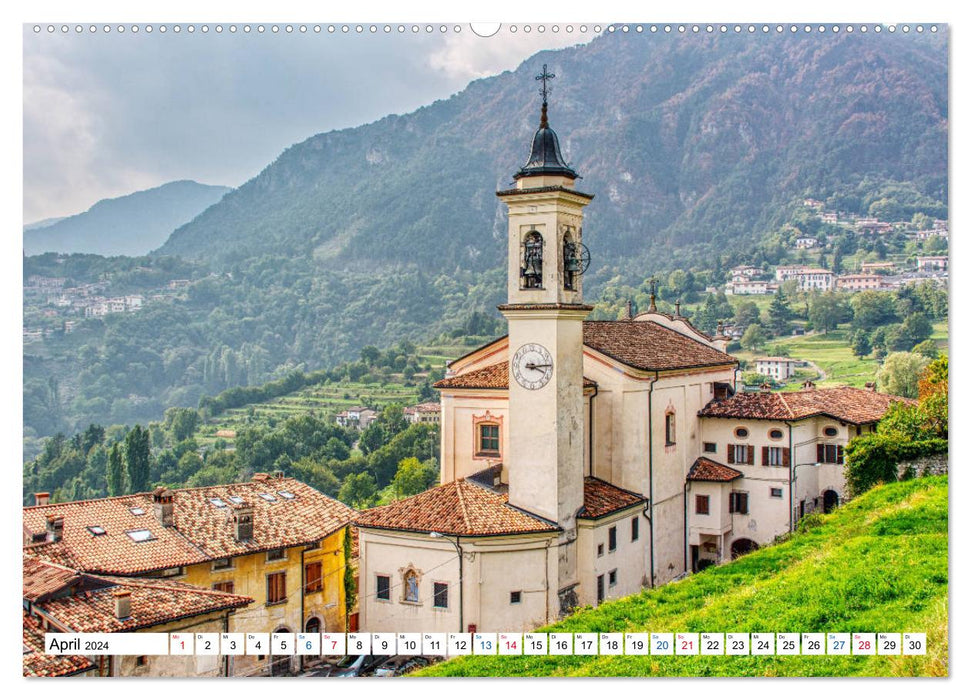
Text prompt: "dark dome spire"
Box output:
[[514, 65, 578, 181]]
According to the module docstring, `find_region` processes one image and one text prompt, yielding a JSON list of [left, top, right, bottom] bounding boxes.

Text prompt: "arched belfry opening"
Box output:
[[521, 231, 544, 289]]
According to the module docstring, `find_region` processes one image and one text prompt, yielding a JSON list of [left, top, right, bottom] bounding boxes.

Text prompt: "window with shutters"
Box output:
[[305, 561, 323, 594], [763, 446, 789, 467], [433, 582, 449, 609], [729, 491, 749, 515], [817, 443, 844, 464], [695, 494, 710, 515], [376, 574, 391, 601], [608, 526, 617, 552], [728, 444, 753, 465], [267, 571, 287, 605], [213, 580, 235, 594]]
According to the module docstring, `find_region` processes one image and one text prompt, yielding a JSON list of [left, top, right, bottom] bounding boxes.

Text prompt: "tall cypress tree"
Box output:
[[124, 425, 151, 493], [107, 442, 126, 496]]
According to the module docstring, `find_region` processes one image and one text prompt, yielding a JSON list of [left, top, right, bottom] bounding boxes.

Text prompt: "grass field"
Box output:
[[418, 476, 948, 678]]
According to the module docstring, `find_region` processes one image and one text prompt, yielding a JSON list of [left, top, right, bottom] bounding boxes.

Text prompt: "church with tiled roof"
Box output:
[[353, 70, 910, 633]]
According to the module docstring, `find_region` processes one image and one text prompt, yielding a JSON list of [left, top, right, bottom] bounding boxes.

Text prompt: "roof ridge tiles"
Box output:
[[776, 392, 795, 419]]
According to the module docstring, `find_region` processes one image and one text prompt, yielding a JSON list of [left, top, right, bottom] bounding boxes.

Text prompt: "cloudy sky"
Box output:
[[23, 24, 594, 223]]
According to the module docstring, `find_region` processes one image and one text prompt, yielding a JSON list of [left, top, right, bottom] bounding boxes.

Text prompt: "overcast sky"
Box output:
[[23, 24, 594, 223]]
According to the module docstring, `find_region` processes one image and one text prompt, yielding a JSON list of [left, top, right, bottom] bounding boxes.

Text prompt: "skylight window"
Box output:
[[258, 493, 277, 502], [278, 491, 296, 500], [227, 496, 243, 504], [129, 507, 145, 516], [209, 498, 227, 508], [126, 529, 154, 542], [87, 525, 106, 536]]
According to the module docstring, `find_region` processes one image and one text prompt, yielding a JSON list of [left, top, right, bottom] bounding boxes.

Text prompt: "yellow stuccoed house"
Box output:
[[23, 473, 356, 676]]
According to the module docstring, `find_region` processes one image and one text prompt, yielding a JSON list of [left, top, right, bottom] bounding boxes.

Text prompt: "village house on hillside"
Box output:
[[404, 402, 442, 425], [23, 474, 356, 676], [351, 79, 910, 635], [335, 406, 378, 430]]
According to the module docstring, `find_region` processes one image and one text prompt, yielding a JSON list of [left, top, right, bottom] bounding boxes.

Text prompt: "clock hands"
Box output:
[[525, 362, 552, 371]]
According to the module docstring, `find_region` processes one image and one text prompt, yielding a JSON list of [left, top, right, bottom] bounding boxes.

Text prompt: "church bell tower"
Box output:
[[497, 65, 594, 614]]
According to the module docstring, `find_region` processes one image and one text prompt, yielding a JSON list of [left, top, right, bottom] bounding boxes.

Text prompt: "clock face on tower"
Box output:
[[512, 343, 554, 390]]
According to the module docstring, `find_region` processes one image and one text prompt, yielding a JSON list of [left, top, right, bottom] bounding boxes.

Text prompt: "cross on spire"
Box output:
[[535, 64, 555, 128], [535, 63, 555, 103]]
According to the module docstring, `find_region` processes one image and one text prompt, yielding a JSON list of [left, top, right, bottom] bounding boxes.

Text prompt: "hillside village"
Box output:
[[21, 79, 948, 678]]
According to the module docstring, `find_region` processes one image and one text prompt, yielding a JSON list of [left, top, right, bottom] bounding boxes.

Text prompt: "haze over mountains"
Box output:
[[24, 30, 947, 440], [159, 30, 946, 273], [24, 180, 231, 257]]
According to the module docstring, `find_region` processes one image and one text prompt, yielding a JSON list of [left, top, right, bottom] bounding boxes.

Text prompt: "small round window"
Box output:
[[769, 429, 784, 440], [734, 427, 749, 439], [823, 426, 839, 437]]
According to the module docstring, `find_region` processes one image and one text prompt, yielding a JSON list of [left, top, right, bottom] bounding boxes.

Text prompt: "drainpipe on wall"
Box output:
[[787, 422, 794, 532], [683, 478, 690, 573], [647, 371, 658, 588], [588, 387, 598, 477]]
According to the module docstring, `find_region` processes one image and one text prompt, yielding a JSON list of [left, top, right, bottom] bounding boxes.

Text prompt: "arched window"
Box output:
[[521, 231, 544, 289], [403, 569, 420, 603]]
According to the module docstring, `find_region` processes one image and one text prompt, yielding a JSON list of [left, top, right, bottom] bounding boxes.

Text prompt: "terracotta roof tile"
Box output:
[[23, 476, 356, 575], [435, 362, 597, 390], [579, 478, 646, 519], [583, 320, 735, 372], [354, 480, 558, 537], [22, 611, 97, 678], [687, 457, 744, 482], [698, 386, 914, 424], [23, 556, 253, 633]]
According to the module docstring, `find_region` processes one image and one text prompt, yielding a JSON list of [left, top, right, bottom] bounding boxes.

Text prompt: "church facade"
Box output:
[[353, 78, 909, 634]]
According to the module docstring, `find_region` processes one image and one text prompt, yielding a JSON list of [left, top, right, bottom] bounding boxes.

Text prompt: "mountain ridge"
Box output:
[[25, 180, 232, 257]]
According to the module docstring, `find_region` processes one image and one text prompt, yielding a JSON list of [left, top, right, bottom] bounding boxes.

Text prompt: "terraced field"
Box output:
[[192, 338, 491, 446]]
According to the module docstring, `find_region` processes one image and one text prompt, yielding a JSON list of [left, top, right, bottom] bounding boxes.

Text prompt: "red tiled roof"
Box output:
[[579, 478, 646, 519], [23, 554, 81, 602], [23, 476, 356, 575], [698, 386, 914, 424], [583, 320, 735, 372], [24, 556, 252, 633], [354, 479, 558, 537], [23, 611, 97, 678], [687, 457, 744, 482], [435, 362, 597, 390]]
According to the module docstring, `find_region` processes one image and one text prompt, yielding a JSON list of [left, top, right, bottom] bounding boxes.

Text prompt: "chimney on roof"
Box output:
[[46, 515, 64, 542], [759, 382, 772, 393], [865, 381, 877, 392], [112, 588, 132, 619], [625, 300, 633, 320], [152, 487, 174, 527], [252, 472, 269, 482], [674, 300, 682, 318], [802, 380, 816, 390], [34, 492, 50, 507], [233, 502, 254, 542], [272, 469, 284, 479], [716, 320, 724, 335]]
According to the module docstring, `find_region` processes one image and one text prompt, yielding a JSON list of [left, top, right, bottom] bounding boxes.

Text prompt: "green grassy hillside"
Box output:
[[419, 476, 948, 677]]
